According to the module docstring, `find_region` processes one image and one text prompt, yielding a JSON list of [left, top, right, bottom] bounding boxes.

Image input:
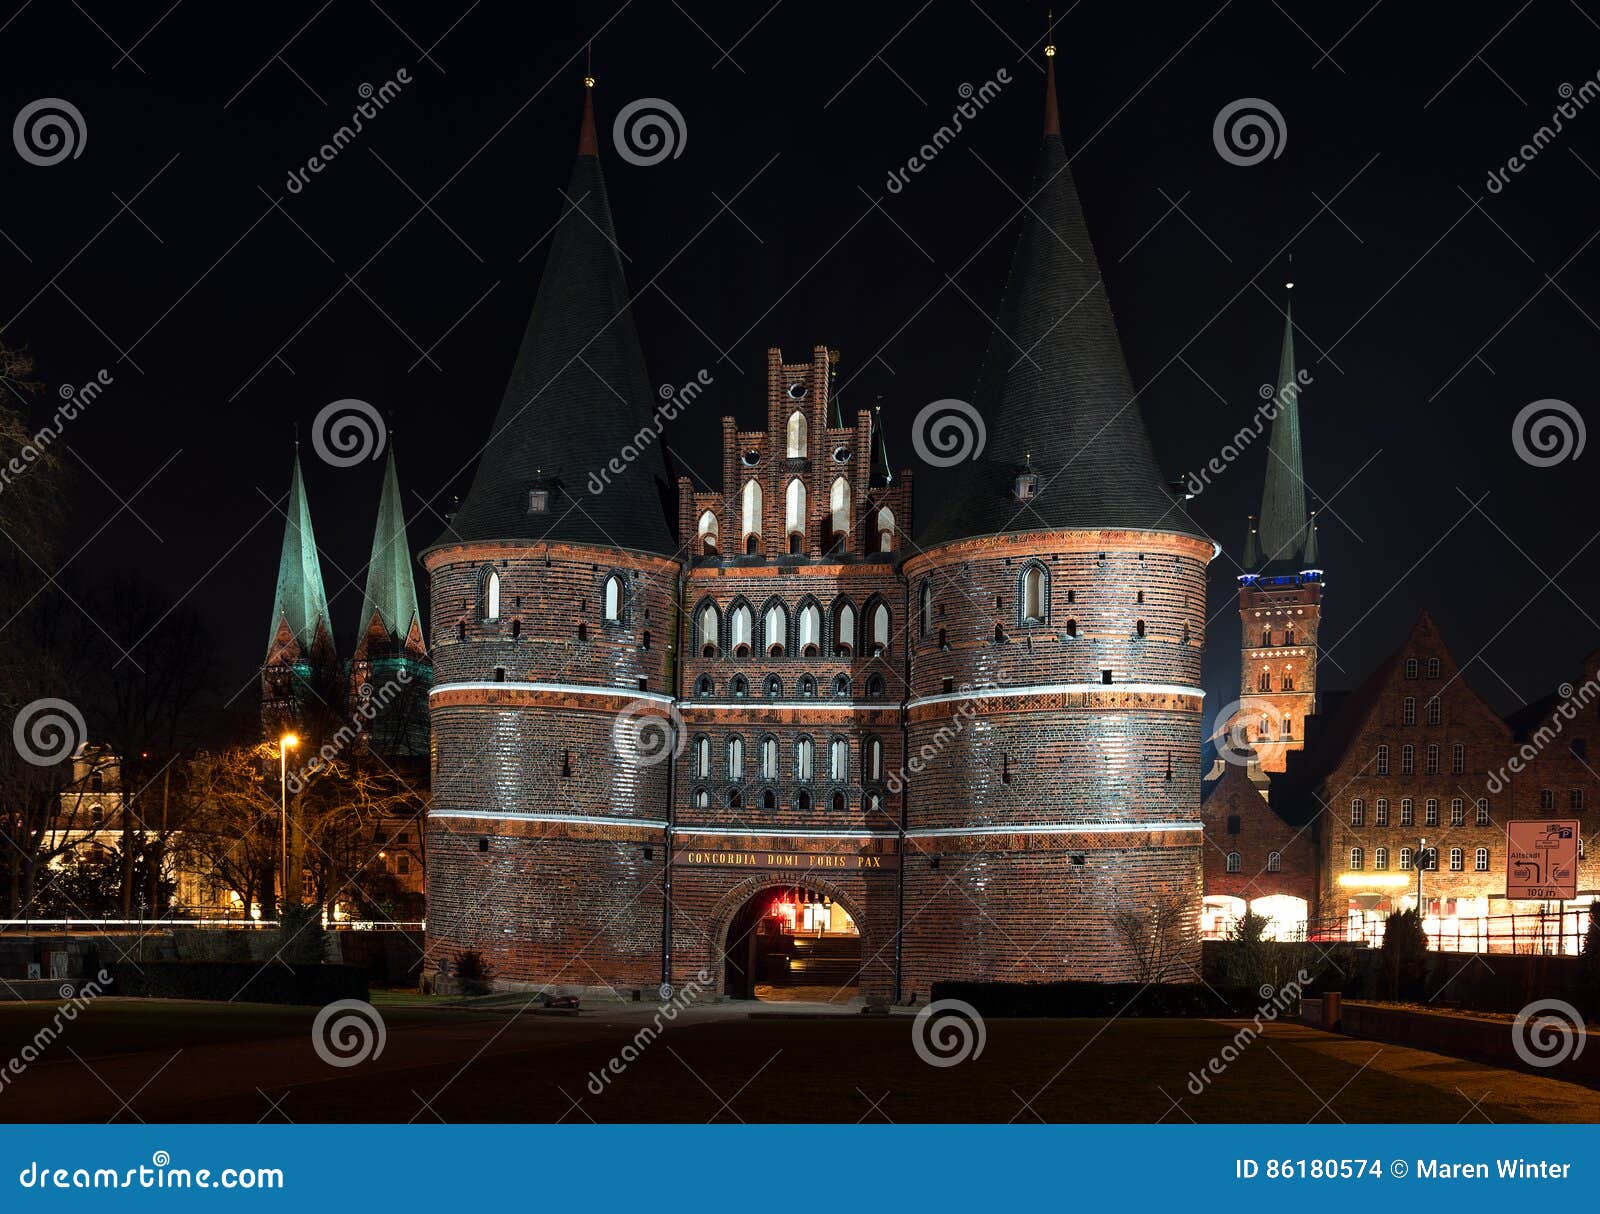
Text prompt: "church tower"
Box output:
[[900, 37, 1213, 987], [348, 444, 432, 757], [1235, 288, 1323, 774], [262, 447, 336, 740], [421, 77, 678, 990]]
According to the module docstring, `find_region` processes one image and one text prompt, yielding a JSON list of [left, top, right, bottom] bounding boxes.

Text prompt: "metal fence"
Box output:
[[0, 916, 425, 933]]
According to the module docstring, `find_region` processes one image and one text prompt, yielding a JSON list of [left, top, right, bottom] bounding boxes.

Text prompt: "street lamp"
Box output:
[[279, 733, 298, 915]]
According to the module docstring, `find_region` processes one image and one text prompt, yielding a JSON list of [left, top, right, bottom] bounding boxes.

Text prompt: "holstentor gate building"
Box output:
[[422, 50, 1216, 1001]]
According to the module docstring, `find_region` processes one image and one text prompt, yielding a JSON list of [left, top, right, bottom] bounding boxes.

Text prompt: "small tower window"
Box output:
[[918, 581, 934, 637], [697, 510, 719, 556], [603, 574, 623, 623], [786, 410, 808, 457], [1014, 470, 1038, 501], [1021, 564, 1047, 624], [527, 487, 549, 513], [479, 568, 500, 621]]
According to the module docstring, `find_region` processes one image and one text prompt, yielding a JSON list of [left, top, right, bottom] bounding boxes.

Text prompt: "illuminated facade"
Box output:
[[424, 56, 1213, 1000]]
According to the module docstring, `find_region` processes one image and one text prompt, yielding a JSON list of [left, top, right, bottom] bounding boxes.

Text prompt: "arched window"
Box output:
[[763, 601, 787, 656], [1258, 668, 1271, 692], [832, 673, 851, 698], [1258, 714, 1272, 739], [865, 735, 883, 782], [730, 674, 749, 698], [759, 736, 778, 780], [740, 479, 762, 547], [831, 791, 847, 812], [1475, 847, 1489, 871], [796, 790, 812, 811], [866, 674, 885, 698], [1281, 668, 1294, 691], [1349, 847, 1364, 870], [797, 602, 821, 654], [697, 510, 719, 555], [876, 507, 894, 552], [479, 568, 500, 621], [1225, 852, 1241, 873], [785, 478, 807, 550], [727, 788, 743, 809], [763, 674, 782, 698], [829, 477, 851, 549], [1261, 625, 1272, 647], [1399, 847, 1413, 870], [692, 735, 711, 778], [1284, 625, 1295, 644], [797, 674, 817, 698], [870, 602, 890, 654], [1021, 564, 1047, 624], [918, 581, 933, 637], [1135, 619, 1146, 639], [829, 737, 848, 781], [730, 602, 753, 655], [795, 737, 814, 781], [1450, 847, 1464, 871], [456, 619, 466, 642], [695, 601, 719, 656], [1375, 847, 1389, 870], [603, 574, 623, 623], [786, 410, 808, 457], [833, 600, 856, 655], [1266, 851, 1281, 872], [694, 675, 714, 697], [726, 736, 744, 779], [762, 788, 776, 809], [692, 787, 710, 809]]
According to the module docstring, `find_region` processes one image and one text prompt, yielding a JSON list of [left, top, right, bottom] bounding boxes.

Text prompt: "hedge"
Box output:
[[928, 980, 1278, 1018], [109, 961, 368, 1005]]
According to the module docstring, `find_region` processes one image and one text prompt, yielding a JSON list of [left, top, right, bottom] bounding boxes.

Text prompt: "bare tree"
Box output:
[[1111, 886, 1197, 984]]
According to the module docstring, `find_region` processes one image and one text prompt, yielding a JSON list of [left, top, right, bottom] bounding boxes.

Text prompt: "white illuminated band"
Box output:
[[430, 680, 676, 706], [906, 681, 1205, 710], [905, 822, 1202, 838], [429, 810, 669, 829], [672, 827, 897, 839], [680, 700, 892, 712]]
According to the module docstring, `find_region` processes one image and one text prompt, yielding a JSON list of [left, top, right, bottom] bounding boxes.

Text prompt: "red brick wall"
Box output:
[[1200, 764, 1318, 909]]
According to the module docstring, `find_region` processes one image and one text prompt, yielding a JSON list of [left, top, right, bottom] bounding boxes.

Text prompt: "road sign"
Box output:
[[1505, 819, 1579, 900]]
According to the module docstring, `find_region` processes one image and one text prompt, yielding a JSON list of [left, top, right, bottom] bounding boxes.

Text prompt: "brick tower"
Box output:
[[899, 41, 1213, 988], [421, 78, 679, 990], [261, 446, 337, 741], [348, 444, 432, 757], [1235, 289, 1323, 774]]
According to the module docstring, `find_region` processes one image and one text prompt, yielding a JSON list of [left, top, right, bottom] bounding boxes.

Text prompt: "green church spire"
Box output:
[[355, 445, 423, 654], [1255, 288, 1312, 569], [266, 447, 333, 659]]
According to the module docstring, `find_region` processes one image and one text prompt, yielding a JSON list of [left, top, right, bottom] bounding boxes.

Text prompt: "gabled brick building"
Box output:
[[1199, 762, 1317, 939], [422, 48, 1215, 1001]]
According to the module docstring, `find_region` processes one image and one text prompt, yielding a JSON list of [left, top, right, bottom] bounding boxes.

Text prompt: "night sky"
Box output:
[[5, 1, 1598, 726]]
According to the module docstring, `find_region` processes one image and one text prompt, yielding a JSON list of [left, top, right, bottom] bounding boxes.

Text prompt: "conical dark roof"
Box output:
[[921, 54, 1201, 546], [439, 83, 674, 555]]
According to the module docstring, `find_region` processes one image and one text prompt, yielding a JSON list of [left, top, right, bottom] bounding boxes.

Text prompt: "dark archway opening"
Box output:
[[721, 886, 861, 1002]]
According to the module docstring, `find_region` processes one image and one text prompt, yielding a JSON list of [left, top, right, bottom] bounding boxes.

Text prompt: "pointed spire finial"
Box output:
[[578, 64, 599, 156], [1043, 9, 1060, 136]]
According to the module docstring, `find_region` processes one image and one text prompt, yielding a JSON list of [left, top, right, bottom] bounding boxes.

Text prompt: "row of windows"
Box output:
[[693, 596, 891, 658], [1224, 851, 1282, 873], [695, 477, 895, 555], [690, 735, 885, 783], [1350, 846, 1489, 871], [473, 568, 632, 626], [1351, 797, 1491, 827], [914, 568, 1184, 638], [689, 787, 888, 812], [1258, 625, 1300, 647], [1373, 743, 1467, 775], [1256, 669, 1298, 692], [1399, 695, 1444, 725], [1403, 657, 1443, 679], [691, 672, 888, 699], [1539, 788, 1589, 811]]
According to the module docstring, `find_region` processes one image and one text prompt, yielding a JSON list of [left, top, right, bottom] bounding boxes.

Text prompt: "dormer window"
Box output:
[[527, 487, 550, 513], [1014, 471, 1038, 502]]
